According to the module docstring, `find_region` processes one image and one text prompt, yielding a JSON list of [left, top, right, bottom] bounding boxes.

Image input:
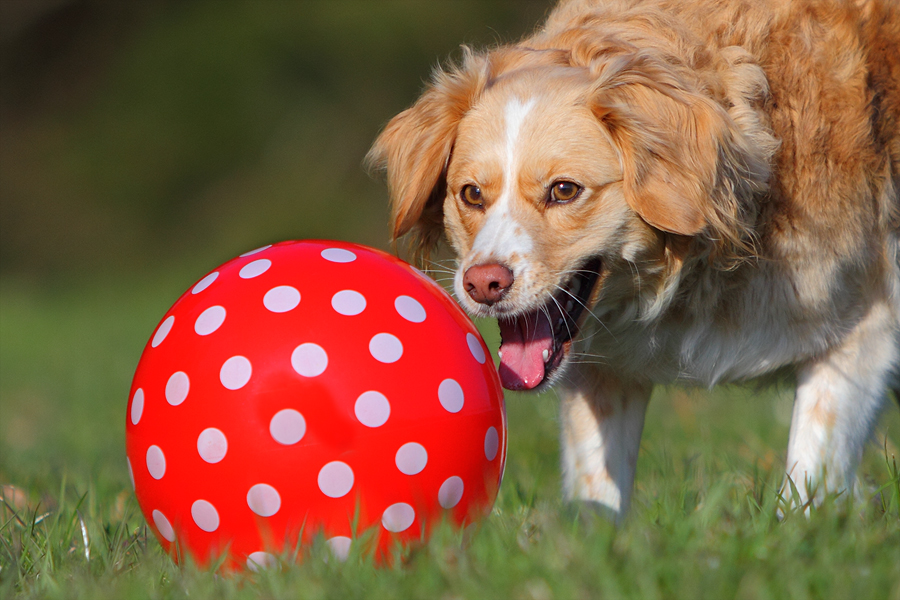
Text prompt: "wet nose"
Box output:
[[463, 263, 514, 306]]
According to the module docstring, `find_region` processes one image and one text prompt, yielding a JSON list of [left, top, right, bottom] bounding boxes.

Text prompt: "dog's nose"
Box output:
[[463, 263, 514, 306]]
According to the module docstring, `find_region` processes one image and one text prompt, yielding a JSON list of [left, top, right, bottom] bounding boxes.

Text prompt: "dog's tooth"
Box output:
[[571, 279, 581, 295], [497, 349, 503, 359], [557, 317, 565, 327], [542, 349, 550, 362], [566, 300, 574, 312]]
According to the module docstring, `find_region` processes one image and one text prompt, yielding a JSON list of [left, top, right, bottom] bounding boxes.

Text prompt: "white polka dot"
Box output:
[[269, 409, 306, 445], [395, 442, 428, 475], [438, 379, 464, 413], [239, 259, 271, 279], [321, 247, 356, 263], [246, 551, 276, 572], [220, 356, 252, 390], [484, 426, 499, 461], [395, 295, 426, 323], [438, 476, 465, 509], [291, 343, 328, 377], [127, 457, 134, 490], [130, 388, 144, 425], [354, 391, 390, 427], [240, 244, 272, 257], [369, 333, 403, 363], [331, 290, 366, 316], [194, 305, 226, 336], [197, 428, 228, 463], [467, 333, 486, 364], [152, 509, 175, 542], [381, 503, 415, 533], [146, 445, 166, 479], [326, 536, 352, 562], [165, 371, 189, 406], [192, 272, 218, 294], [247, 484, 281, 517], [191, 499, 220, 532], [264, 286, 300, 313], [317, 462, 354, 498], [151, 316, 174, 348]]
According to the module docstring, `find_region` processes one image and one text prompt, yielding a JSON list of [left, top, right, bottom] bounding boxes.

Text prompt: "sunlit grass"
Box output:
[[2, 273, 899, 599]]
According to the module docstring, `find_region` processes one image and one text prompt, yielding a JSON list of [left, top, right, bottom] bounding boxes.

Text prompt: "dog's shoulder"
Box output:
[[760, 0, 898, 249]]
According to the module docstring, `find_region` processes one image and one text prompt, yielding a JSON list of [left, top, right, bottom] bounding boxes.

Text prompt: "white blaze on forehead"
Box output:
[[503, 96, 537, 163], [470, 96, 537, 261]]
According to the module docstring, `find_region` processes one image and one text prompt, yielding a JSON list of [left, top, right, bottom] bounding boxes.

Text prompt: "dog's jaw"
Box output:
[[453, 252, 604, 391], [495, 257, 603, 390]]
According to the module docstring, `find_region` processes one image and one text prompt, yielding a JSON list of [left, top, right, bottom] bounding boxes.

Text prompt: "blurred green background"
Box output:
[[1, 0, 551, 278], [0, 0, 549, 487]]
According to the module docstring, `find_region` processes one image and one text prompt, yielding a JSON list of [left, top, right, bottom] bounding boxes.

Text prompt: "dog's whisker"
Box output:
[[574, 328, 612, 345], [551, 283, 616, 341], [566, 359, 608, 366], [423, 268, 457, 277], [548, 293, 575, 344], [570, 351, 608, 360], [549, 267, 601, 278], [421, 258, 458, 276]]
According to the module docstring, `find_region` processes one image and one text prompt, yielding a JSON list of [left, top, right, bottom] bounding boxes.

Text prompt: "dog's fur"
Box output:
[[368, 0, 900, 520]]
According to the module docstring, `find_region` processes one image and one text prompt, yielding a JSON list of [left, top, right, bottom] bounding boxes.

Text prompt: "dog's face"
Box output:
[[369, 52, 770, 390], [442, 73, 662, 390]]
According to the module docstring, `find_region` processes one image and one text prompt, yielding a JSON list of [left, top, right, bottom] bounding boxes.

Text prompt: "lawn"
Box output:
[[1, 266, 898, 600]]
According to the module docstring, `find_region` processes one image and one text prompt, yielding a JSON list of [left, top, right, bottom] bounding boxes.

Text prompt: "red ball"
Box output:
[[125, 240, 506, 569]]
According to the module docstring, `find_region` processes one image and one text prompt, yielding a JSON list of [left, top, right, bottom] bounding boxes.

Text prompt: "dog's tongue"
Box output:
[[497, 311, 553, 390]]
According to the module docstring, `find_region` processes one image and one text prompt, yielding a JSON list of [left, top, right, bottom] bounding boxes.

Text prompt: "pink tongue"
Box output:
[[498, 311, 553, 390]]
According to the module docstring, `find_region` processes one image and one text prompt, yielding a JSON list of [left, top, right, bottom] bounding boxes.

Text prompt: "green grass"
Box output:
[[2, 271, 899, 600]]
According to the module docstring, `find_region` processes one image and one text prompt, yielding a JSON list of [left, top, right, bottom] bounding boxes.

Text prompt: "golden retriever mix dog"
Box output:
[[368, 0, 900, 520]]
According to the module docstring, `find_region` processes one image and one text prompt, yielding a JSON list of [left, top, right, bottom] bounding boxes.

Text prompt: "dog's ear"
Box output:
[[366, 49, 491, 256], [594, 86, 711, 236], [589, 52, 770, 260], [367, 47, 570, 260]]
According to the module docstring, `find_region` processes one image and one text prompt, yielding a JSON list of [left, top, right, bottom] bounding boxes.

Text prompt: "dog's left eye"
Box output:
[[461, 185, 484, 207], [549, 181, 582, 203]]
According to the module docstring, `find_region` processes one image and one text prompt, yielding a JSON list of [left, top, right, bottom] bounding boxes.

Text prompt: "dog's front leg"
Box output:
[[558, 364, 651, 523], [783, 299, 899, 511]]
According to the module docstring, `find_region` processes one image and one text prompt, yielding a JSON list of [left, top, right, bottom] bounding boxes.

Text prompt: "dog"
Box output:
[[367, 0, 900, 521]]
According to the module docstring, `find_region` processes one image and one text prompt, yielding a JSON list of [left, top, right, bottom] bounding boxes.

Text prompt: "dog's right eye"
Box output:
[[549, 181, 582, 204], [461, 185, 483, 207]]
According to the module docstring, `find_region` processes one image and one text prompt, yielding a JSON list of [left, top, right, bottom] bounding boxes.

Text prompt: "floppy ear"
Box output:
[[367, 47, 570, 258], [589, 53, 769, 259], [595, 88, 711, 236], [366, 50, 490, 254]]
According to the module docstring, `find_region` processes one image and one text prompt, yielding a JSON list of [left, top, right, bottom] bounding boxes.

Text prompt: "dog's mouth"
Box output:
[[497, 258, 602, 391]]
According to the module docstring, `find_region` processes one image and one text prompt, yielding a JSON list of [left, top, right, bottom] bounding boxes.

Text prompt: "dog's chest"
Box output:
[[586, 271, 845, 386]]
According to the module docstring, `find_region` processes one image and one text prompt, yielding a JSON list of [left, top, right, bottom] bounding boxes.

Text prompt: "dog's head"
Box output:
[[368, 44, 771, 390]]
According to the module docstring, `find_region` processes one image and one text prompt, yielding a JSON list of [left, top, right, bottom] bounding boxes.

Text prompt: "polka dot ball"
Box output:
[[126, 240, 506, 570]]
